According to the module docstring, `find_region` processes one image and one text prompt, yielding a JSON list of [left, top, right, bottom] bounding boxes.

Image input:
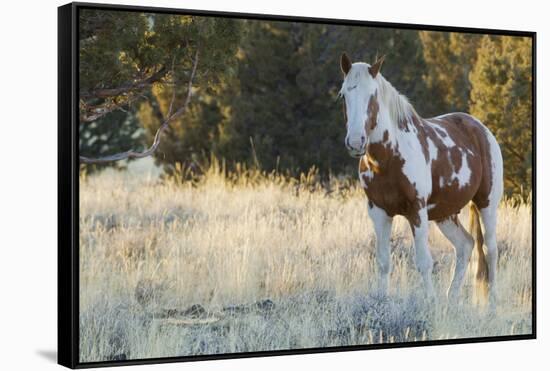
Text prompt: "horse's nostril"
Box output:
[[361, 135, 366, 144], [346, 137, 351, 149]]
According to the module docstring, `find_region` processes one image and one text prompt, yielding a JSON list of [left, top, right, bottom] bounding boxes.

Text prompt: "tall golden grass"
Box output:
[[79, 161, 532, 362]]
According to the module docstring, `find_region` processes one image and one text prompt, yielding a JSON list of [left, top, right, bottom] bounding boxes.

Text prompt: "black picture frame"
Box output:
[[58, 2, 537, 368]]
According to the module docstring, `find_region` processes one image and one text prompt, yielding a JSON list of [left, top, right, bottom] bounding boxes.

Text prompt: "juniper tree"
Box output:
[[79, 9, 241, 171], [469, 35, 533, 197]]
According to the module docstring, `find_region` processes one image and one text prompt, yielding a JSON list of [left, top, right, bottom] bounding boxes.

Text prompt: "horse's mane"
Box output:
[[375, 73, 421, 124], [340, 63, 420, 125]]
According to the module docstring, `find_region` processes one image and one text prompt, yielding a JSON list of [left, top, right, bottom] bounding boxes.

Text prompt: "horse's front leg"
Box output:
[[367, 201, 393, 295], [408, 207, 435, 298]]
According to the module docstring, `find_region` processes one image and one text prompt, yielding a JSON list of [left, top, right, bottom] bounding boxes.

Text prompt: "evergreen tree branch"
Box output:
[[497, 135, 529, 163], [80, 50, 199, 164], [79, 66, 168, 123], [80, 66, 167, 100], [80, 93, 144, 123]]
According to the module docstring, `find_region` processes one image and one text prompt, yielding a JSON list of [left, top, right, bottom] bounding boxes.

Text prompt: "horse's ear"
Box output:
[[340, 52, 352, 75], [369, 54, 385, 78]]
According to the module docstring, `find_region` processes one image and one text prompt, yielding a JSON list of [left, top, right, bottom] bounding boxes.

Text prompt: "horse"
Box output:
[[338, 53, 503, 308]]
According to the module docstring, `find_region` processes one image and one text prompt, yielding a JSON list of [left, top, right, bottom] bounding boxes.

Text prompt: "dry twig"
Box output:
[[79, 50, 199, 164]]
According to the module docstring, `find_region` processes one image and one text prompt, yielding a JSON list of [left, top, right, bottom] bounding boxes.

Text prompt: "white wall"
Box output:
[[0, 0, 545, 369]]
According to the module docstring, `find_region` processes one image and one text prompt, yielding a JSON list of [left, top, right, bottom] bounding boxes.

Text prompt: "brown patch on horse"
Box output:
[[449, 147, 463, 172], [421, 113, 494, 220], [361, 140, 423, 228], [382, 130, 389, 143], [457, 116, 493, 209], [365, 93, 379, 134]]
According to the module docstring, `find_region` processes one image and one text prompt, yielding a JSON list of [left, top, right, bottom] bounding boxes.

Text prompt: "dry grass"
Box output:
[[79, 162, 532, 362]]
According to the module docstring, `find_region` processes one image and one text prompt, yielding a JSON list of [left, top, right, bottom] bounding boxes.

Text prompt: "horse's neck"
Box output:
[[367, 102, 397, 148], [365, 103, 398, 167], [366, 102, 420, 167]]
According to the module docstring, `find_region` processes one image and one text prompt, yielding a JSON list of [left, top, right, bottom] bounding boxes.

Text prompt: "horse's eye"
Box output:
[[347, 85, 357, 91]]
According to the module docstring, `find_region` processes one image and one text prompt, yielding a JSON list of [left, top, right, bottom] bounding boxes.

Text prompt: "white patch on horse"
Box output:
[[398, 131, 431, 200], [427, 137, 438, 163], [473, 118, 504, 208], [451, 152, 472, 188], [368, 118, 385, 143], [433, 123, 456, 148]]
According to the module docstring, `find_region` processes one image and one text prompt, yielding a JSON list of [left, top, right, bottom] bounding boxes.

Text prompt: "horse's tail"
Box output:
[[469, 202, 489, 304]]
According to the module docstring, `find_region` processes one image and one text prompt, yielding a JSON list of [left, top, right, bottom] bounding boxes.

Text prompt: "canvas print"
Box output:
[[77, 6, 534, 363]]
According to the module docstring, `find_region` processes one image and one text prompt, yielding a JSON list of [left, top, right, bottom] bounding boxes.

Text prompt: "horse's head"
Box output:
[[339, 53, 385, 158]]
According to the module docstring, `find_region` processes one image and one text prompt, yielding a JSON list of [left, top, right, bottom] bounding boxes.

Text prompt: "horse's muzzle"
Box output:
[[345, 136, 366, 158], [345, 137, 365, 158]]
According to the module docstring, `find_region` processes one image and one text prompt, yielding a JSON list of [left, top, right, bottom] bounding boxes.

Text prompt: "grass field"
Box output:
[[79, 163, 532, 362]]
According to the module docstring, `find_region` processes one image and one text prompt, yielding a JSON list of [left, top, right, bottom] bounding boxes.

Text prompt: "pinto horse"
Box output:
[[339, 53, 503, 307]]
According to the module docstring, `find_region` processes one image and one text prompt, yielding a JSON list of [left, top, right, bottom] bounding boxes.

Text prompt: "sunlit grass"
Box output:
[[79, 162, 532, 362]]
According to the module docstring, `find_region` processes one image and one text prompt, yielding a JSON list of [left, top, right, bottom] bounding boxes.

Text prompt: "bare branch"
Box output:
[[166, 55, 178, 117], [79, 50, 199, 165]]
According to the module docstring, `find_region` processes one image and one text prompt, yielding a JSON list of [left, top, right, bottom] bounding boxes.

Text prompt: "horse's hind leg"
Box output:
[[436, 215, 474, 302], [473, 120, 503, 310], [479, 205, 499, 310]]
